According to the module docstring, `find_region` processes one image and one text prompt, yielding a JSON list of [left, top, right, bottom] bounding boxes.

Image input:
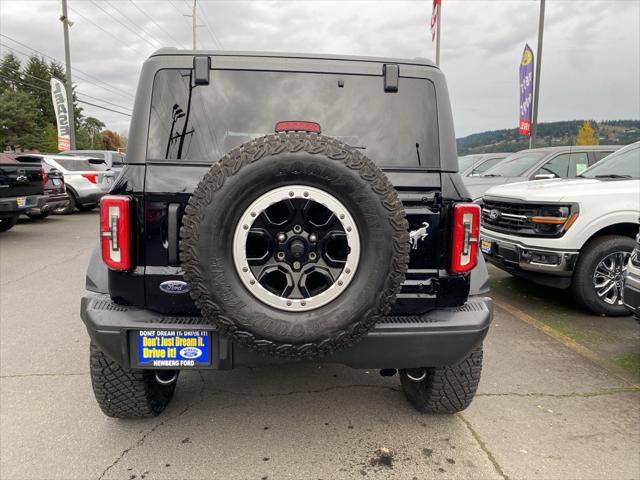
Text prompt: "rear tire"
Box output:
[[0, 214, 19, 232], [53, 193, 76, 215], [26, 210, 50, 220], [400, 344, 483, 414], [77, 203, 98, 212], [89, 343, 177, 418], [572, 235, 634, 316]]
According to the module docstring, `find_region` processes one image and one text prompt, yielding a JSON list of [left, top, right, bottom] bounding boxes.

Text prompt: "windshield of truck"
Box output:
[[481, 151, 547, 177], [147, 69, 440, 167], [580, 143, 640, 179], [458, 155, 481, 172], [52, 159, 108, 171]]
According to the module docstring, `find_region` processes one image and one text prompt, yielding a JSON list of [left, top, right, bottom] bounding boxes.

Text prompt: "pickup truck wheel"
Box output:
[[181, 133, 410, 359], [400, 344, 483, 414], [572, 235, 634, 316], [0, 214, 19, 232], [89, 343, 177, 418], [53, 193, 76, 215]]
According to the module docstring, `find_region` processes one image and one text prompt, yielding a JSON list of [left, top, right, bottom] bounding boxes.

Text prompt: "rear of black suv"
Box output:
[[81, 51, 493, 418]]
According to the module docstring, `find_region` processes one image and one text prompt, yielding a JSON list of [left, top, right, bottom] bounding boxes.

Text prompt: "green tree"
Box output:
[[575, 121, 600, 145], [0, 53, 23, 92], [0, 89, 39, 150]]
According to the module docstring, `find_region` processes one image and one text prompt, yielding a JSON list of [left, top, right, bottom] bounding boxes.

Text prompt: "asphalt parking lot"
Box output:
[[1, 213, 639, 480]]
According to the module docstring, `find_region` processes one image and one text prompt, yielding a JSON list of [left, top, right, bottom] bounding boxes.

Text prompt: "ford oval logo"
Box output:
[[159, 280, 190, 294], [489, 209, 501, 221], [180, 347, 202, 359]]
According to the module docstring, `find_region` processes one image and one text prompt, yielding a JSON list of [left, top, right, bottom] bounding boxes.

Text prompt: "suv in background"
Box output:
[[81, 50, 493, 418], [480, 142, 640, 316], [464, 145, 620, 201], [31, 155, 116, 214], [12, 154, 69, 219], [60, 150, 126, 172], [0, 153, 46, 232], [458, 153, 508, 177]]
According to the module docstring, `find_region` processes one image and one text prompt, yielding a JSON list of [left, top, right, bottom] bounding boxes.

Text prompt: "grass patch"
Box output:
[[611, 354, 640, 376]]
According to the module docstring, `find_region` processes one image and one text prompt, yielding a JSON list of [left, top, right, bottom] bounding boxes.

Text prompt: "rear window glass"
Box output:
[[147, 69, 440, 167], [53, 159, 108, 171]]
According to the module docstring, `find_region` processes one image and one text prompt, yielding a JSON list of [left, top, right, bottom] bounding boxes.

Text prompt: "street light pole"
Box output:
[[435, 3, 442, 67], [530, 0, 545, 149], [60, 0, 76, 149]]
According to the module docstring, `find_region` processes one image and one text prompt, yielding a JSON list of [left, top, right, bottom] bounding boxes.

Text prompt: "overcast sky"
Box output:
[[1, 0, 638, 138]]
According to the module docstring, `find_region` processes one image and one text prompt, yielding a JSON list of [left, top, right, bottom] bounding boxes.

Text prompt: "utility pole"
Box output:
[[192, 0, 197, 49], [435, 3, 442, 67], [530, 0, 545, 149], [60, 0, 76, 149]]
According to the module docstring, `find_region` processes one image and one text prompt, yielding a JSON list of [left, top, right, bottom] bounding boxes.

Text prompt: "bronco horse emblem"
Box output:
[[409, 222, 430, 250]]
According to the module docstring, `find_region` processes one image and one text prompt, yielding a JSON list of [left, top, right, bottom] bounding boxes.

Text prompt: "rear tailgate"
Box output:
[[0, 157, 43, 198]]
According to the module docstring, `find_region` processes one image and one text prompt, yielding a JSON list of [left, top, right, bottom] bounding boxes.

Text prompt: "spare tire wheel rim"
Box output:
[[233, 185, 360, 312]]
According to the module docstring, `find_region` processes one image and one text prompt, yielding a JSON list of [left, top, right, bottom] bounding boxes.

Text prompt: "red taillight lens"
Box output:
[[450, 203, 481, 274], [100, 195, 131, 271], [82, 173, 98, 184], [41, 167, 47, 187], [275, 121, 321, 133]]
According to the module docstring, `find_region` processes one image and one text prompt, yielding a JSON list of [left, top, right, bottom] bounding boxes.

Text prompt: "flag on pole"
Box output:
[[430, 0, 441, 41], [519, 44, 534, 136], [50, 78, 71, 151]]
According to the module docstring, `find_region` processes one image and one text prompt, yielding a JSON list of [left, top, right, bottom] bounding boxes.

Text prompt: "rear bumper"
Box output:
[[0, 194, 47, 215], [27, 193, 69, 214], [80, 294, 493, 370]]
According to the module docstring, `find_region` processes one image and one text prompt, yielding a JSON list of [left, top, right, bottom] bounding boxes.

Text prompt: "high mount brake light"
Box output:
[[100, 195, 131, 271], [275, 121, 321, 133], [82, 173, 99, 184], [450, 203, 481, 274]]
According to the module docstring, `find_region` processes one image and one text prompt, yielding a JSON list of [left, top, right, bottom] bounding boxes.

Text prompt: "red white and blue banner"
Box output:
[[519, 44, 534, 136], [430, 0, 441, 41]]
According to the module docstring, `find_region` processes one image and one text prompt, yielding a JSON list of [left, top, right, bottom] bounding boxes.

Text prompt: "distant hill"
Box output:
[[456, 120, 640, 156]]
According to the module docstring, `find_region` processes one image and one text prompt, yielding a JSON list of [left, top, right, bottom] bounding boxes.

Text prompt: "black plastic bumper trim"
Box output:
[[80, 295, 493, 370]]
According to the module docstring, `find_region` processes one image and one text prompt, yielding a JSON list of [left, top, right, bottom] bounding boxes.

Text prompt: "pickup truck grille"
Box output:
[[481, 200, 537, 233]]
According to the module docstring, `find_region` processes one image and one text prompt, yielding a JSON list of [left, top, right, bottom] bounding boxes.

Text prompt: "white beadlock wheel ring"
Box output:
[[233, 185, 360, 312]]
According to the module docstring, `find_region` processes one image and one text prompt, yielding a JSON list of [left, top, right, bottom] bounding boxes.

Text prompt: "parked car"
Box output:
[[59, 150, 126, 172], [480, 141, 640, 316], [458, 153, 509, 177], [81, 50, 493, 418], [26, 155, 115, 214], [464, 145, 621, 201], [0, 153, 47, 232], [11, 154, 69, 219], [623, 227, 640, 320]]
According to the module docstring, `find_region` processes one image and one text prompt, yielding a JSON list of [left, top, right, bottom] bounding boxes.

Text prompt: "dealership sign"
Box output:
[[519, 44, 534, 136], [50, 78, 71, 151]]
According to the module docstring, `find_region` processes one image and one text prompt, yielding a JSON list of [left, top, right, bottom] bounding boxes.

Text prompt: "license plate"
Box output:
[[136, 330, 210, 367], [52, 178, 61, 186], [16, 197, 26, 208], [480, 238, 494, 255]]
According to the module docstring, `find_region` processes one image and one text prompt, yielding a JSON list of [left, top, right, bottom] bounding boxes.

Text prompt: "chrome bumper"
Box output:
[[480, 230, 578, 276]]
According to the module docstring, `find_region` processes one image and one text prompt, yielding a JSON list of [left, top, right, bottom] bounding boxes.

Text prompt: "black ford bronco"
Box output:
[[81, 50, 493, 418]]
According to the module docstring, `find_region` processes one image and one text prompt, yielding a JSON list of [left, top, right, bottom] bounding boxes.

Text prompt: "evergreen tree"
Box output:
[[0, 53, 23, 92], [0, 90, 39, 150]]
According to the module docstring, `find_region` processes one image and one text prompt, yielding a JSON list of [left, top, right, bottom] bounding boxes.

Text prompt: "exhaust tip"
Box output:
[[154, 370, 178, 385]]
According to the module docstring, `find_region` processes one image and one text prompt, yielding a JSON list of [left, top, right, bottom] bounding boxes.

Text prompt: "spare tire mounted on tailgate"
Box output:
[[180, 132, 409, 358]]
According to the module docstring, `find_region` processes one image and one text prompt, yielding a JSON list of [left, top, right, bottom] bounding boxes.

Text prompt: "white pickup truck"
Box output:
[[479, 142, 640, 316]]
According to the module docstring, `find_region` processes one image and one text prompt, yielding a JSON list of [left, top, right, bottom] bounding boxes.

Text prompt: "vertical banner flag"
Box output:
[[50, 78, 71, 151], [519, 44, 534, 136], [430, 0, 441, 41]]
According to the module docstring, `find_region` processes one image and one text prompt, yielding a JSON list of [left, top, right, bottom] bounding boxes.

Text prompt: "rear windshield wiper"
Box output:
[[594, 174, 632, 179], [481, 174, 502, 177]]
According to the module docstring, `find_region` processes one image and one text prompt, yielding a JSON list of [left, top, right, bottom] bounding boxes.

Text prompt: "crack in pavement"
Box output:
[[1, 249, 87, 287], [476, 387, 640, 399], [0, 372, 89, 379], [97, 372, 207, 480], [457, 412, 510, 480]]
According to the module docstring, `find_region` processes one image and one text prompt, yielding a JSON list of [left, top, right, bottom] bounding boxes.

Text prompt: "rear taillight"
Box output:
[[100, 195, 131, 271], [275, 121, 321, 133], [450, 203, 481, 274], [41, 167, 47, 187], [82, 173, 98, 184]]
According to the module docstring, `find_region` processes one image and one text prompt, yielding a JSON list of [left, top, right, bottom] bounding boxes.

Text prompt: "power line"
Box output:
[[168, 0, 193, 29], [90, 0, 161, 50], [0, 34, 135, 99], [129, 0, 186, 48], [67, 6, 149, 57], [77, 99, 132, 117], [196, 1, 224, 49]]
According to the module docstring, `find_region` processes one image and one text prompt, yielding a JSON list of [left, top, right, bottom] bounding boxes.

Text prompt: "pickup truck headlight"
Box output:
[[528, 206, 578, 235]]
